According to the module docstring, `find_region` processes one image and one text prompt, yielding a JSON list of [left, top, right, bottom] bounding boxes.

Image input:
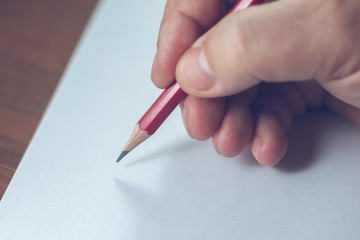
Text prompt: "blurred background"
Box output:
[[0, 0, 98, 199]]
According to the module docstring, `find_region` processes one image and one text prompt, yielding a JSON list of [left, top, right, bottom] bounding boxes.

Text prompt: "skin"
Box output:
[[151, 0, 360, 166]]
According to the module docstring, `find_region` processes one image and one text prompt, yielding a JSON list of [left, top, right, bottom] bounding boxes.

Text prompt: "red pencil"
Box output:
[[117, 0, 264, 162]]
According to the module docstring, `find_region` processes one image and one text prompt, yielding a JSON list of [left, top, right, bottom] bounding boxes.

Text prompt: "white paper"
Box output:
[[1, 0, 360, 239]]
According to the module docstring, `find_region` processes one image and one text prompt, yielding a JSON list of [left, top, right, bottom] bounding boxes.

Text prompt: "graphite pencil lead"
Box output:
[[117, 151, 129, 163]]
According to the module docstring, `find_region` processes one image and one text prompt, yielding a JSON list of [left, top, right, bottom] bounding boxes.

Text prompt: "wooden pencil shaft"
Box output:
[[138, 82, 186, 135], [233, 0, 265, 11]]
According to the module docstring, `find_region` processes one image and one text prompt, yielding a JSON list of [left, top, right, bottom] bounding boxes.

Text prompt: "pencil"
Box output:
[[117, 0, 264, 162]]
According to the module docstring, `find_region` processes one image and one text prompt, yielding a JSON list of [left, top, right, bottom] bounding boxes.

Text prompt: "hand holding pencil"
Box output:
[[118, 0, 262, 161], [123, 0, 360, 166]]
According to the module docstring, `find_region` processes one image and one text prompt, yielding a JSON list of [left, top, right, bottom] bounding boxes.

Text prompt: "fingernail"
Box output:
[[198, 47, 213, 77], [177, 47, 215, 91], [179, 101, 194, 138], [256, 142, 264, 165], [151, 52, 158, 79], [252, 137, 263, 164], [179, 101, 186, 123]]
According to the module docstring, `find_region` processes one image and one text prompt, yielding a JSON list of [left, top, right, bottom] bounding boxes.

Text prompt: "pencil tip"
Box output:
[[117, 151, 129, 162]]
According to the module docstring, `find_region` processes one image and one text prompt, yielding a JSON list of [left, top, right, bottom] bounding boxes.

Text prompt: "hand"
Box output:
[[151, 0, 360, 166]]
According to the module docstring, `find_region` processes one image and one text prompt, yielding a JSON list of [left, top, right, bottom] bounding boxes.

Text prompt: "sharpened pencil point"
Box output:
[[117, 151, 129, 162]]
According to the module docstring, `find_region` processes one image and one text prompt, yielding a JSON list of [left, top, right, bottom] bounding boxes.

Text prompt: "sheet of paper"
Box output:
[[1, 0, 360, 239]]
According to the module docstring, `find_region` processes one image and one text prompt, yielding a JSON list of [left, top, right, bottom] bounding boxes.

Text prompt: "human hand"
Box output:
[[151, 0, 360, 166]]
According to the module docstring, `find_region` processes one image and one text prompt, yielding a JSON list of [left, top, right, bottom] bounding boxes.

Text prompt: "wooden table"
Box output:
[[0, 0, 98, 200]]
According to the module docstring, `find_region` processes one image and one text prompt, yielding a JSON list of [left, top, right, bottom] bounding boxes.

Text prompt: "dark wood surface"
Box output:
[[0, 0, 98, 200]]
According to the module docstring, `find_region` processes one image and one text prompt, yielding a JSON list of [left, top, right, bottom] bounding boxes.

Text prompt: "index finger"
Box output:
[[151, 0, 225, 89]]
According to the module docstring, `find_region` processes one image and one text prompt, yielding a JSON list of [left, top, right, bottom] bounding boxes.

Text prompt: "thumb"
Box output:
[[175, 0, 346, 98]]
